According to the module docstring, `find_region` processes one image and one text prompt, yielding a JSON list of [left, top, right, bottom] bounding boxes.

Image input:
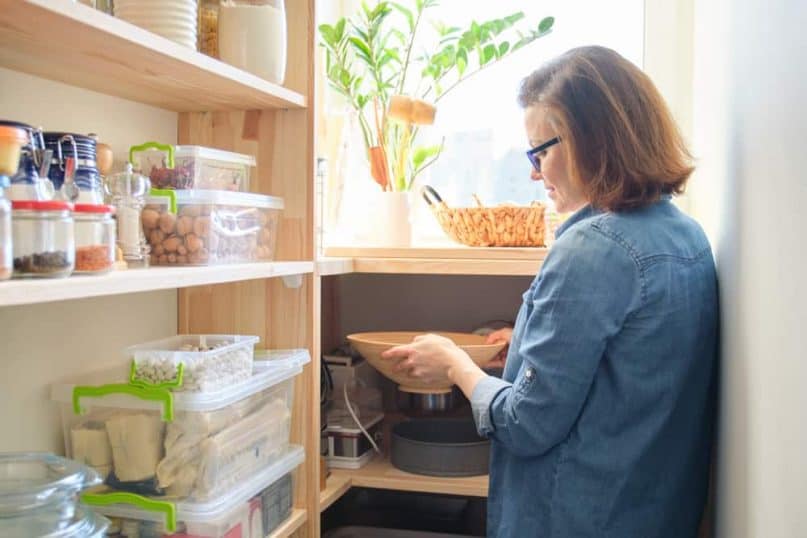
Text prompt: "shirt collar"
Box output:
[[555, 204, 601, 239]]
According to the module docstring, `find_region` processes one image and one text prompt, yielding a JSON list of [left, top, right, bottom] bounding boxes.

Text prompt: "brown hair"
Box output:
[[518, 46, 693, 211]]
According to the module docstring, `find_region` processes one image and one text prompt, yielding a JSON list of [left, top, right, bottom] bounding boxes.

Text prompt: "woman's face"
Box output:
[[524, 105, 589, 214]]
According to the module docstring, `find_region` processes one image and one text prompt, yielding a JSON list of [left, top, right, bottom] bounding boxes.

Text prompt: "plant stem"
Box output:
[[396, 4, 426, 95]]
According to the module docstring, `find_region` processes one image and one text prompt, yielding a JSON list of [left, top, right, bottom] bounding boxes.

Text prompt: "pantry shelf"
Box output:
[[319, 473, 352, 512], [0, 0, 306, 112], [321, 246, 549, 276], [267, 508, 307, 538], [0, 261, 314, 307], [330, 456, 489, 498]]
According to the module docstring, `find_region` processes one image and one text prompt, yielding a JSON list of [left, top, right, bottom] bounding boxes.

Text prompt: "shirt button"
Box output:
[[525, 368, 534, 380]]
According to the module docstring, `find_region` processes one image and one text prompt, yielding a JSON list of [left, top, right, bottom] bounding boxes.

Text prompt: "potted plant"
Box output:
[[319, 1, 554, 245]]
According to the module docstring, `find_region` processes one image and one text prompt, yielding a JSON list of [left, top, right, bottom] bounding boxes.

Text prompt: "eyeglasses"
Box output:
[[526, 136, 560, 173]]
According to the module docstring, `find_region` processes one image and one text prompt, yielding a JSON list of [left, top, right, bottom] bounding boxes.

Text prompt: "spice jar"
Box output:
[[105, 164, 151, 266], [219, 0, 287, 84], [73, 204, 116, 274], [11, 200, 75, 278], [199, 0, 220, 57]]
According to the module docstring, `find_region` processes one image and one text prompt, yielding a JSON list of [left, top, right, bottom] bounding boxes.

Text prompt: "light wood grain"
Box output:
[[324, 246, 549, 260], [0, 0, 305, 112], [0, 262, 312, 308], [319, 473, 352, 512], [331, 456, 489, 498], [266, 508, 307, 538], [351, 257, 543, 276], [316, 257, 355, 276]]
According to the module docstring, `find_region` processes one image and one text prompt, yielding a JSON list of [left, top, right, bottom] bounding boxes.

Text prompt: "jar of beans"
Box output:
[[11, 200, 75, 278], [73, 204, 116, 274]]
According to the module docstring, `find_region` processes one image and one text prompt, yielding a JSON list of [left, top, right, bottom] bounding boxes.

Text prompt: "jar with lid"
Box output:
[[105, 164, 151, 266], [218, 0, 287, 84], [74, 204, 116, 274], [11, 200, 75, 278], [199, 0, 220, 57], [0, 124, 29, 280]]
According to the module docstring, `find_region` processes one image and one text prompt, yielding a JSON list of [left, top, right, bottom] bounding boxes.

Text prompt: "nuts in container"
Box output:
[[127, 335, 260, 392], [143, 189, 282, 266]]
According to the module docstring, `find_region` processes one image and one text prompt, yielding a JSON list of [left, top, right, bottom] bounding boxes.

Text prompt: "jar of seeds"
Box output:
[[11, 200, 75, 278]]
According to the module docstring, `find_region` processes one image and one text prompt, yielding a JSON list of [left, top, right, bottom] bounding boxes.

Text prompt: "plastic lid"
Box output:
[[0, 125, 28, 142], [74, 203, 115, 214], [174, 145, 257, 167], [148, 189, 284, 210], [0, 453, 102, 515], [11, 200, 73, 211], [0, 504, 110, 538]]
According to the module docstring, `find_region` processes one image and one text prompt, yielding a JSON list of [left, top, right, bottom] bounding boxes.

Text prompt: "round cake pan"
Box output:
[[391, 418, 490, 477]]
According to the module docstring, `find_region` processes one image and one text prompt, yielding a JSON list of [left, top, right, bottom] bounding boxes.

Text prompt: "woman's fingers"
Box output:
[[382, 345, 413, 360]]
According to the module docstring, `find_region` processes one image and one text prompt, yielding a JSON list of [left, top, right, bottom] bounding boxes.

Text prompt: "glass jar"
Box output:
[[105, 164, 151, 266], [199, 0, 220, 57], [0, 181, 11, 281], [74, 204, 116, 274], [11, 200, 75, 278], [218, 0, 287, 84]]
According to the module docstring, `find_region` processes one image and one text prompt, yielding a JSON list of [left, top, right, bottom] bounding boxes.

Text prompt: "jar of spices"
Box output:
[[199, 0, 220, 57], [73, 204, 116, 274], [11, 200, 75, 278]]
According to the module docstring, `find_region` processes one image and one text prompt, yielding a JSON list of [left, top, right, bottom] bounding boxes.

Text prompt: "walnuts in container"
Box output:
[[142, 202, 278, 265]]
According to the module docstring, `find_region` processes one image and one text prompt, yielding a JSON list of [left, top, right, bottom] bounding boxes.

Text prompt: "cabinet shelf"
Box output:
[[321, 246, 548, 276], [329, 456, 489, 498], [267, 508, 307, 538], [0, 0, 306, 112], [0, 261, 313, 307]]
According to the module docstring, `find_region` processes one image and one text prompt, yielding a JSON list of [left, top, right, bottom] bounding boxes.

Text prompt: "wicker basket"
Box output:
[[422, 185, 547, 247]]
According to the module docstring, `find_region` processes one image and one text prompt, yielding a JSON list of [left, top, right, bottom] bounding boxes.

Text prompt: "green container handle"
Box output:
[[82, 491, 177, 532], [129, 141, 175, 169], [128, 359, 185, 393], [72, 382, 175, 422], [148, 187, 177, 214]]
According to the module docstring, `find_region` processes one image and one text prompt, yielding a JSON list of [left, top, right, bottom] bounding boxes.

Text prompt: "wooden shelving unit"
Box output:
[[267, 508, 307, 538], [0, 262, 313, 307], [330, 456, 489, 498], [322, 246, 548, 276], [0, 0, 305, 111], [319, 474, 353, 512]]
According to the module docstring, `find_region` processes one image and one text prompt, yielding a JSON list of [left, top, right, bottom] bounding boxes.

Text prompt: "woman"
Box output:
[[383, 46, 718, 538]]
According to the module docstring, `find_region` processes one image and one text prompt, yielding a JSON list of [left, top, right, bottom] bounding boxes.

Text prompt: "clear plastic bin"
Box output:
[[84, 445, 303, 538], [142, 189, 282, 266], [131, 143, 256, 191], [51, 350, 309, 503], [126, 334, 260, 392]]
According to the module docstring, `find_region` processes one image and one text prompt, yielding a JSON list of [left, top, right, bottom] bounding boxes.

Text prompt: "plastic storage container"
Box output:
[[84, 445, 302, 538], [11, 200, 75, 278], [142, 189, 282, 266], [73, 203, 116, 273], [126, 334, 261, 391], [131, 142, 255, 191], [52, 350, 309, 502]]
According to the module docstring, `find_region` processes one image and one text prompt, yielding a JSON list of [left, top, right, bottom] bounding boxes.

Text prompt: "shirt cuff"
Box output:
[[471, 375, 512, 437]]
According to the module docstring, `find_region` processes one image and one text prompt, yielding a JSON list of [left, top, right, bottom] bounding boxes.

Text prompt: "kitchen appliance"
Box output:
[[325, 411, 384, 469]]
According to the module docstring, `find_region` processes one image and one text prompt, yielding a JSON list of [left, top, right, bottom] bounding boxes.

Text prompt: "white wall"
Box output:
[[690, 1, 807, 536], [0, 68, 178, 452]]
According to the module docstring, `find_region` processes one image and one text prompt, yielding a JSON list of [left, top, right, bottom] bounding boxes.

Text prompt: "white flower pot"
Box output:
[[365, 191, 412, 247]]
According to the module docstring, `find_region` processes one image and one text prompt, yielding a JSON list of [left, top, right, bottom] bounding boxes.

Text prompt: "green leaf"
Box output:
[[335, 18, 346, 41], [390, 2, 414, 32], [482, 43, 497, 65], [505, 13, 525, 26], [539, 16, 555, 33], [412, 144, 442, 171], [348, 36, 373, 62], [318, 24, 336, 46], [456, 47, 468, 76], [498, 41, 510, 56]]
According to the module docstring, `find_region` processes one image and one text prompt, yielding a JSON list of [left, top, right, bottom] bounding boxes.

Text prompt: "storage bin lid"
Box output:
[[174, 145, 257, 167], [148, 188, 284, 209], [84, 445, 303, 526], [51, 349, 310, 414]]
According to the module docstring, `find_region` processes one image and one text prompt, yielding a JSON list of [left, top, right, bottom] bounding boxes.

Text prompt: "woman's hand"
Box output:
[[381, 333, 476, 387], [485, 327, 514, 368]]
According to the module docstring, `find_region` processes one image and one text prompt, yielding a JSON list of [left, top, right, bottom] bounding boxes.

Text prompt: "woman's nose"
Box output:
[[530, 168, 543, 181]]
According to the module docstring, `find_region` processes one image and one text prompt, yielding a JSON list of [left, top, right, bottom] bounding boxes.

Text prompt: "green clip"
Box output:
[[129, 141, 175, 169], [82, 492, 177, 533], [72, 383, 174, 422], [148, 187, 177, 214], [128, 360, 185, 392]]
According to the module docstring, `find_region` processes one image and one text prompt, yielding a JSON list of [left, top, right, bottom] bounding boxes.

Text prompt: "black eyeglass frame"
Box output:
[[526, 136, 561, 172]]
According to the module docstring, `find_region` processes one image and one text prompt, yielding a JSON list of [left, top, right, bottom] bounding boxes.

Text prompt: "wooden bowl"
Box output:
[[346, 331, 505, 392]]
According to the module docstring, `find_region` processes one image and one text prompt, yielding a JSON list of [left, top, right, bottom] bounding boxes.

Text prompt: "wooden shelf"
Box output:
[[0, 0, 306, 112], [316, 257, 355, 276], [319, 473, 352, 512], [267, 508, 307, 538], [0, 261, 313, 307], [330, 455, 489, 498], [321, 246, 548, 276]]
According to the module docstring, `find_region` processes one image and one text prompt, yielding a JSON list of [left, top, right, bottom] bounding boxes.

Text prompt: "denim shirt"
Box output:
[[471, 198, 718, 538]]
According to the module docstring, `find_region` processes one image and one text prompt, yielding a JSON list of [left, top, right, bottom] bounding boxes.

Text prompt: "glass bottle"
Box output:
[[11, 200, 75, 278], [105, 164, 151, 266]]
